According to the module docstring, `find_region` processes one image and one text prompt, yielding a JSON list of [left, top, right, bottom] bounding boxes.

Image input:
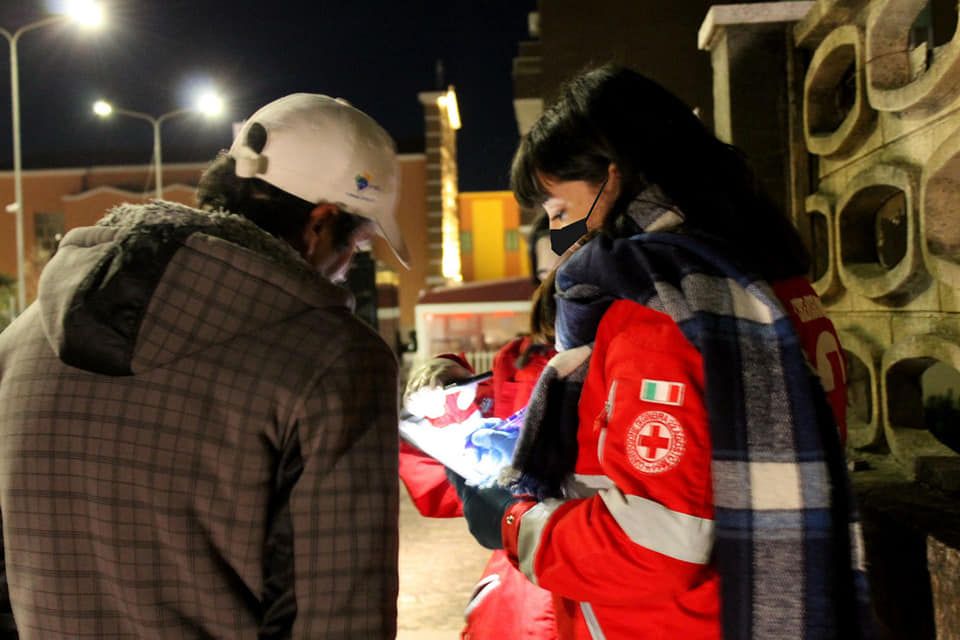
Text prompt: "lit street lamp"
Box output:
[[93, 91, 225, 200], [1, 0, 105, 314]]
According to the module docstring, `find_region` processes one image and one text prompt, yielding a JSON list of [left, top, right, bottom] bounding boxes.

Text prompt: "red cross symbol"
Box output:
[[639, 423, 671, 460]]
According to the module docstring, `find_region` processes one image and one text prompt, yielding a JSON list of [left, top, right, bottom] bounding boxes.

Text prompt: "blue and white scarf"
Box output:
[[506, 192, 873, 639]]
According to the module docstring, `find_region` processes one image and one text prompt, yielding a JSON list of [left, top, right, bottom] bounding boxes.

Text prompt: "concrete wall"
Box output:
[[795, 0, 960, 473], [702, 2, 960, 637]]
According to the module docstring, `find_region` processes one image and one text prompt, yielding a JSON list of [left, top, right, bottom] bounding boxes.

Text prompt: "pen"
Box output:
[[443, 371, 493, 390]]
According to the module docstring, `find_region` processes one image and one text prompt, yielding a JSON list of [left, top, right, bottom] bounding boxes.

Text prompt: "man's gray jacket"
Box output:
[[0, 201, 399, 638]]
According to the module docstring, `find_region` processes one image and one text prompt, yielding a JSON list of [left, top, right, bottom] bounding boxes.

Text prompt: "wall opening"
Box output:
[[887, 357, 960, 454], [807, 46, 857, 135], [846, 350, 874, 428], [808, 210, 830, 282], [887, 357, 935, 429], [909, 1, 960, 75], [840, 186, 909, 278], [921, 361, 960, 453], [875, 191, 909, 269]]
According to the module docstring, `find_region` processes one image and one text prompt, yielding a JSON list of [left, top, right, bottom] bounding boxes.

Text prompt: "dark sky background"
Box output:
[[0, 0, 537, 191]]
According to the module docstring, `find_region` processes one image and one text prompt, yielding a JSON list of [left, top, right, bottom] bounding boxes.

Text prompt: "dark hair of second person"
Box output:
[[510, 64, 810, 282]]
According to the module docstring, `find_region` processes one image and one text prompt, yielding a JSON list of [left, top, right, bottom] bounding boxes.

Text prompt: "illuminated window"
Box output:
[[460, 231, 473, 253], [505, 229, 520, 251], [34, 212, 65, 259]]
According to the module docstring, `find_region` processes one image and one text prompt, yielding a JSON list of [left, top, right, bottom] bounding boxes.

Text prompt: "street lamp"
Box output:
[[93, 90, 225, 200], [1, 0, 105, 314]]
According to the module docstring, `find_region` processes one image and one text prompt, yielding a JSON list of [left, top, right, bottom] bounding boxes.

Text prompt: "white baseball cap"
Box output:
[[229, 93, 410, 268]]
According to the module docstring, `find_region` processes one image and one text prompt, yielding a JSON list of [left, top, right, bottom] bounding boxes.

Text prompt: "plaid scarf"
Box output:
[[505, 192, 872, 639]]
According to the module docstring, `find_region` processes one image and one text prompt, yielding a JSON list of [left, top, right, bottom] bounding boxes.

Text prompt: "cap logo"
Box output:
[[355, 173, 373, 191], [349, 172, 383, 204]]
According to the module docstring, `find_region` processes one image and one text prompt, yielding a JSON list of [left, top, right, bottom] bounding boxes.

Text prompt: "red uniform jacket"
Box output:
[[502, 277, 846, 639]]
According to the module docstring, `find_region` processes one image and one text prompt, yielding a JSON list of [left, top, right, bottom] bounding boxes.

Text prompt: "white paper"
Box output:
[[399, 412, 488, 485]]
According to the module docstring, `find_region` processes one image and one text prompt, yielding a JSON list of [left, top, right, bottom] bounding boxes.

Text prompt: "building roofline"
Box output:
[[0, 162, 209, 178], [62, 184, 196, 202], [0, 155, 423, 176], [417, 276, 536, 304], [698, 1, 814, 50]]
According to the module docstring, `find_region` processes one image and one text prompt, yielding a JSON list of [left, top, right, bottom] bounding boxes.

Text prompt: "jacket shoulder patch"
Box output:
[[640, 378, 685, 406], [625, 410, 686, 474]]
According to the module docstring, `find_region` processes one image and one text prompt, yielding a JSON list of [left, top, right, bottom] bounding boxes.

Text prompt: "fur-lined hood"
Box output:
[[37, 200, 353, 375]]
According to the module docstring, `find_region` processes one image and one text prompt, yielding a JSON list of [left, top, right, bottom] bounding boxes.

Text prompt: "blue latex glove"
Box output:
[[464, 408, 524, 487], [467, 426, 519, 485], [446, 467, 518, 550]]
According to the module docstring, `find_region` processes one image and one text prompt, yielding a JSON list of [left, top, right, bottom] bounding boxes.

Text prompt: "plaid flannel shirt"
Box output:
[[0, 202, 399, 639]]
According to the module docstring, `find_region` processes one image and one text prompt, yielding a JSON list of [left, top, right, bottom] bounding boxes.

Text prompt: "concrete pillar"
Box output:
[[418, 92, 447, 287], [699, 3, 815, 227]]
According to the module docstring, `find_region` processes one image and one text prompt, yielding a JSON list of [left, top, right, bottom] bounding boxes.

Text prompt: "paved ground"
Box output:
[[396, 485, 489, 639]]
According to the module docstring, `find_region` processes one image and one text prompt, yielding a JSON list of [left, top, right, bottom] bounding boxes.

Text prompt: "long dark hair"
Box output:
[[511, 64, 809, 281]]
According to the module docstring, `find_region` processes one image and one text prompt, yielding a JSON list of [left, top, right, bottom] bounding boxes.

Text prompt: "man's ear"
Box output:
[[302, 203, 339, 259]]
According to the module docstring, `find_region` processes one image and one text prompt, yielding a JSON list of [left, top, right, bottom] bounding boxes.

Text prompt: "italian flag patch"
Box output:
[[640, 379, 685, 406]]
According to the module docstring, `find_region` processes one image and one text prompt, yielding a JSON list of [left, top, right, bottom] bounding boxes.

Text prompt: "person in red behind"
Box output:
[[399, 217, 560, 640]]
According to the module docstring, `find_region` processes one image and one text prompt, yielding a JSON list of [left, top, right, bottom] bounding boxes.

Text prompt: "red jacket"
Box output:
[[501, 277, 845, 639], [398, 337, 558, 640], [771, 278, 848, 444]]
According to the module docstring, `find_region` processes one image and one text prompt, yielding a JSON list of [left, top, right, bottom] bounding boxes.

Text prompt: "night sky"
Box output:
[[0, 0, 537, 191]]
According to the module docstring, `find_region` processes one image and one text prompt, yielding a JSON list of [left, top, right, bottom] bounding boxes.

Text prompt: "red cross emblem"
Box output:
[[639, 423, 672, 460], [626, 411, 686, 474]]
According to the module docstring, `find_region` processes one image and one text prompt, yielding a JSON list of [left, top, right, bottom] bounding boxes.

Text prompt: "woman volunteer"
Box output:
[[449, 65, 871, 640]]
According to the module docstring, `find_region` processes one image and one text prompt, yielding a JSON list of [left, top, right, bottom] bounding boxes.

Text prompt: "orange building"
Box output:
[[370, 154, 428, 334], [457, 190, 531, 282], [0, 163, 205, 305]]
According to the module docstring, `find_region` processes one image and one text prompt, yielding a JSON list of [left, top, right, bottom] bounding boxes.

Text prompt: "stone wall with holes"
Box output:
[[797, 0, 960, 473], [794, 1, 960, 637]]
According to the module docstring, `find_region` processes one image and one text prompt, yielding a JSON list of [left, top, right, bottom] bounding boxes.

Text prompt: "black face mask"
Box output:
[[549, 176, 608, 255]]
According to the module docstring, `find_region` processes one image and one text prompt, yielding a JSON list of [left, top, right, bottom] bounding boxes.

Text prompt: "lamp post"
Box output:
[[1, 1, 105, 314], [93, 91, 225, 200]]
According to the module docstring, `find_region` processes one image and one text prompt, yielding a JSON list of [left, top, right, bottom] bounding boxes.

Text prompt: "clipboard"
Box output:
[[398, 412, 488, 485]]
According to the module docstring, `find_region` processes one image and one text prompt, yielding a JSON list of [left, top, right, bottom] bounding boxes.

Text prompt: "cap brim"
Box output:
[[374, 216, 411, 269]]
